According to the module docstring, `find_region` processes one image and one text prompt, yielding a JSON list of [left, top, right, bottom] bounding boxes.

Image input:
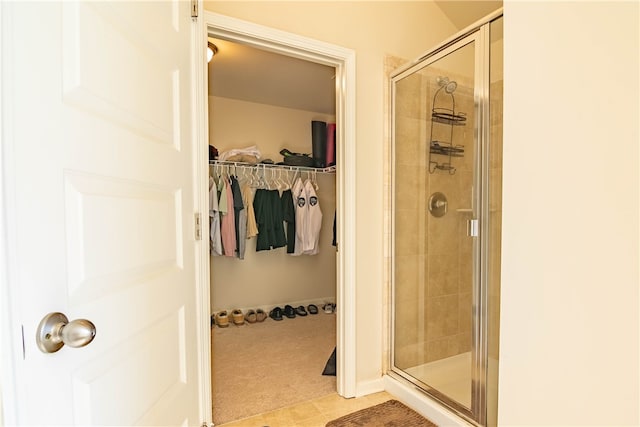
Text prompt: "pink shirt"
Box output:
[[220, 177, 236, 256]]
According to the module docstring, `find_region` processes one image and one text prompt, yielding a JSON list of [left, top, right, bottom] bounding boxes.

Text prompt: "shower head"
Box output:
[[445, 81, 457, 93]]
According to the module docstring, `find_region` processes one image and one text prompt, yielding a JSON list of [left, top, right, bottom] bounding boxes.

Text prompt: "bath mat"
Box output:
[[322, 347, 336, 376], [325, 399, 437, 427]]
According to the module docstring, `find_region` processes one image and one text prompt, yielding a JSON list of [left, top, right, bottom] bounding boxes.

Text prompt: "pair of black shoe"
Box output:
[[269, 304, 318, 321], [269, 306, 286, 321]]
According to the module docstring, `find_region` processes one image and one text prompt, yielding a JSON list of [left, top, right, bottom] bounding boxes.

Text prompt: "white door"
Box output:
[[2, 1, 202, 425]]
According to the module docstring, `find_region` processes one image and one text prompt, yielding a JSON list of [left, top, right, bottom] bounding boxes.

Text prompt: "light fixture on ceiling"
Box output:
[[207, 42, 218, 63]]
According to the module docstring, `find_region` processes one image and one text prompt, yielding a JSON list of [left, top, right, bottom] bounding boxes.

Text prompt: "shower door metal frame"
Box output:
[[389, 10, 502, 427]]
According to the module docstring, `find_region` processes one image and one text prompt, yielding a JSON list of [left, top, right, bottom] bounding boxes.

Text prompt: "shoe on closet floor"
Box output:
[[295, 306, 308, 316], [283, 305, 296, 319], [256, 309, 267, 322], [307, 304, 318, 315], [269, 307, 283, 321], [322, 303, 334, 314], [245, 309, 257, 324], [232, 309, 245, 325], [215, 311, 229, 328]]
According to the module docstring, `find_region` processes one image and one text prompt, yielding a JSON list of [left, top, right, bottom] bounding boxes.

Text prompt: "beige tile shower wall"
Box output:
[[388, 40, 503, 370], [424, 70, 474, 363], [209, 96, 337, 313], [391, 64, 477, 367], [392, 67, 428, 369]]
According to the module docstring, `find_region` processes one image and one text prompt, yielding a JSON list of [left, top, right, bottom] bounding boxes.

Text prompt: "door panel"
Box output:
[[62, 2, 180, 147], [3, 1, 199, 425], [71, 308, 187, 425], [64, 171, 183, 303]]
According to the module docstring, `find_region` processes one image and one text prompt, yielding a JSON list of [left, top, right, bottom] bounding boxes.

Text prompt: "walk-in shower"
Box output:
[[389, 13, 503, 427]]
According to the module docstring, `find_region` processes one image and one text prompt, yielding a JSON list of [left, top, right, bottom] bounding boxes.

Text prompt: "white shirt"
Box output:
[[291, 177, 322, 256], [303, 178, 322, 255]]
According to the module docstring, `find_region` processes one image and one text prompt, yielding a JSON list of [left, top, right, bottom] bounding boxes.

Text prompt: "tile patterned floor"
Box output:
[[217, 391, 394, 427]]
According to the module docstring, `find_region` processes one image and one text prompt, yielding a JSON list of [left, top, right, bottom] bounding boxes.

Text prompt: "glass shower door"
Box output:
[[391, 33, 483, 422]]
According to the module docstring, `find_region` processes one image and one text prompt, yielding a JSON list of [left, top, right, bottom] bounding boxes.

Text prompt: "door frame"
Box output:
[[390, 32, 484, 423], [201, 11, 357, 407]]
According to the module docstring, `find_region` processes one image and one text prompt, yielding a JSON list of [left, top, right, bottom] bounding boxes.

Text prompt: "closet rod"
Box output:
[[209, 160, 336, 174]]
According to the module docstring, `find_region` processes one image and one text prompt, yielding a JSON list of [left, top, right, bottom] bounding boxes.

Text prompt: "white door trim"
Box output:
[[202, 11, 357, 399], [190, 5, 212, 426]]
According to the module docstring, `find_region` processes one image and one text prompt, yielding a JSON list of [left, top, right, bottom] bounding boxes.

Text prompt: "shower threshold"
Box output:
[[405, 352, 472, 408]]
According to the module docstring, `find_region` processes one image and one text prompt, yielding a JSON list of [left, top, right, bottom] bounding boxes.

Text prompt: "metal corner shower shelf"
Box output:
[[428, 77, 466, 174]]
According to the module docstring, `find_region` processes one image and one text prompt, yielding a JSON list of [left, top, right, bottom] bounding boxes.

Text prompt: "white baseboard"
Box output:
[[355, 377, 385, 397], [383, 375, 473, 427]]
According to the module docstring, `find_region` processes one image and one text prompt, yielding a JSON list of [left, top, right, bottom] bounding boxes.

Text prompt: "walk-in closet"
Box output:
[[207, 37, 339, 425]]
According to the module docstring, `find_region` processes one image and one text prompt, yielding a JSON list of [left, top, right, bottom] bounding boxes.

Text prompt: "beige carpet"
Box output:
[[325, 400, 438, 427], [212, 312, 336, 425]]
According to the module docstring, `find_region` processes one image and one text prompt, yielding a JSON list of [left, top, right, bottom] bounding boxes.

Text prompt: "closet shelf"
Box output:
[[209, 160, 336, 174]]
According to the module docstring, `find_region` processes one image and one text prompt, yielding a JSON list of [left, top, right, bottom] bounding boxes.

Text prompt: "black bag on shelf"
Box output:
[[280, 149, 315, 167], [311, 120, 327, 168]]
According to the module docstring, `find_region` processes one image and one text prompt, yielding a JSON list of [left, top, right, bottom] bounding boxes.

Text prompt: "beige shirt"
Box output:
[[242, 183, 259, 239]]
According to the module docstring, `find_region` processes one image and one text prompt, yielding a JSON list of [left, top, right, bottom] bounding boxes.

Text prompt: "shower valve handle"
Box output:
[[428, 192, 448, 217]]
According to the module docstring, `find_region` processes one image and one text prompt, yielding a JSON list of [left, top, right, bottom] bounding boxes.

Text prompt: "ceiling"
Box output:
[[207, 38, 336, 115], [434, 1, 502, 30], [207, 1, 502, 114]]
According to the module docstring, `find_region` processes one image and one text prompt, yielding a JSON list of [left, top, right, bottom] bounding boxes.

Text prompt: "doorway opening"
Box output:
[[203, 12, 357, 425]]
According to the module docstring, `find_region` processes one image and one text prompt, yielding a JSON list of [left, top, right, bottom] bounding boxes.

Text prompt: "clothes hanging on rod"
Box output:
[[254, 188, 287, 251], [230, 176, 246, 259], [219, 176, 236, 257], [209, 163, 324, 258], [282, 189, 295, 254], [209, 177, 222, 256], [242, 182, 259, 239], [291, 177, 323, 256], [332, 211, 337, 247]]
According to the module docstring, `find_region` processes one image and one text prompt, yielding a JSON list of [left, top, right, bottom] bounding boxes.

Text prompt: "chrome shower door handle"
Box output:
[[36, 312, 96, 353], [467, 218, 479, 237]]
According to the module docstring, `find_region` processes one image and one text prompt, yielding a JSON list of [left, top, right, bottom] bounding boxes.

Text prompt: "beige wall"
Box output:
[[500, 1, 639, 425], [204, 1, 459, 387], [209, 96, 336, 312], [209, 96, 336, 162]]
